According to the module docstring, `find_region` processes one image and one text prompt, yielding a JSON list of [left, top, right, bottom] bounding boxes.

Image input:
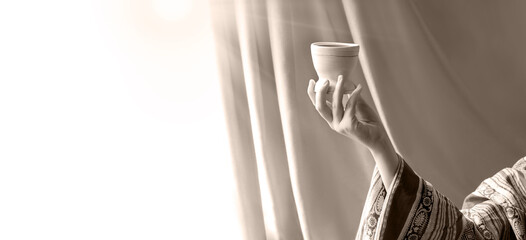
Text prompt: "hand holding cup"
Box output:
[[308, 42, 400, 186], [309, 42, 390, 150]]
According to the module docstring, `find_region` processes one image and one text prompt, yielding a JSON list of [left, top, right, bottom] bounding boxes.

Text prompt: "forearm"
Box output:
[[368, 137, 400, 189]]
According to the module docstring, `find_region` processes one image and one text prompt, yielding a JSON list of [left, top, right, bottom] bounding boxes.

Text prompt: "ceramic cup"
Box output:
[[311, 42, 360, 97]]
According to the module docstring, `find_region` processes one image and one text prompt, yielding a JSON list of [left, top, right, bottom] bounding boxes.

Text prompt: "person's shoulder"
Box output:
[[512, 156, 526, 171]]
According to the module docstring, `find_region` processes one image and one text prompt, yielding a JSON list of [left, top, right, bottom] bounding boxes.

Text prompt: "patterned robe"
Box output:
[[356, 155, 526, 240]]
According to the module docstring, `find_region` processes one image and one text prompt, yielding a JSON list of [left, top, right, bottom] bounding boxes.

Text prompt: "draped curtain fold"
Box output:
[[210, 0, 526, 239]]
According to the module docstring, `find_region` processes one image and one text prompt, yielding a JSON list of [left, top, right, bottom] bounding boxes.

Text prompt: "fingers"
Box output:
[[344, 84, 363, 124], [326, 100, 332, 109], [342, 81, 357, 111], [332, 75, 345, 122], [343, 94, 350, 111], [315, 79, 332, 122], [307, 79, 316, 106]]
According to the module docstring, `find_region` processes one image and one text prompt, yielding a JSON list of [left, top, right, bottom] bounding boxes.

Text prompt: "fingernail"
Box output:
[[338, 75, 343, 82]]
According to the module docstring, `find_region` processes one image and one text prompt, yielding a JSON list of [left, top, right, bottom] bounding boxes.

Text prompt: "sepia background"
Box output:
[[212, 0, 526, 239], [2, 0, 526, 239]]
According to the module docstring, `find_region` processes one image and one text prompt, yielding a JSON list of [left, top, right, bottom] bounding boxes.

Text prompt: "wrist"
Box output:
[[368, 136, 399, 188], [368, 135, 396, 155]]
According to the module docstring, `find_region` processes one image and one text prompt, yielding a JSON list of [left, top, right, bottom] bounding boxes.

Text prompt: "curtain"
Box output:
[[210, 0, 526, 239]]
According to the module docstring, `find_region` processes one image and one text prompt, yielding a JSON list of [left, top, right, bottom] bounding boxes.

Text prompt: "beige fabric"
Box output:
[[210, 0, 526, 239]]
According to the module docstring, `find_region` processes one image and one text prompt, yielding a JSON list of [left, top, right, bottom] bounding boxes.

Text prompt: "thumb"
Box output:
[[344, 84, 363, 122]]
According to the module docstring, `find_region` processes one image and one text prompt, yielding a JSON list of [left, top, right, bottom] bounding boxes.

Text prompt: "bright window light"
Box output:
[[0, 0, 241, 239], [153, 0, 193, 21]]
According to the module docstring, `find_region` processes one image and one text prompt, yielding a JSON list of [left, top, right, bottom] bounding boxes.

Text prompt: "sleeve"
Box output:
[[459, 156, 526, 240], [354, 155, 500, 240]]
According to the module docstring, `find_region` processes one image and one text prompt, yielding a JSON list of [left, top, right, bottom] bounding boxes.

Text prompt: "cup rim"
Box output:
[[311, 42, 359, 56], [311, 42, 359, 48]]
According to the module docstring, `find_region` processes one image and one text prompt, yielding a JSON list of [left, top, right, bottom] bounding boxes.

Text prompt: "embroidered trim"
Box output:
[[477, 182, 525, 239], [460, 220, 476, 240], [403, 181, 433, 240], [364, 188, 387, 239]]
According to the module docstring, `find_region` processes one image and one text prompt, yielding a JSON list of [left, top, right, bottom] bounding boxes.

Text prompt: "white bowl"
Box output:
[[311, 42, 360, 95]]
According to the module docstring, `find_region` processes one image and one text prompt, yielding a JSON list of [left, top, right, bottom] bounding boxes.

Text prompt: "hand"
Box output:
[[307, 75, 389, 151], [307, 75, 400, 186]]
